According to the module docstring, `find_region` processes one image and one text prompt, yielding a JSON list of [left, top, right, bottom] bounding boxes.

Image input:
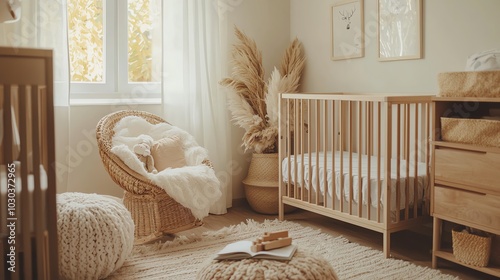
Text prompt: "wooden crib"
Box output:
[[278, 93, 433, 258], [0, 47, 58, 279]]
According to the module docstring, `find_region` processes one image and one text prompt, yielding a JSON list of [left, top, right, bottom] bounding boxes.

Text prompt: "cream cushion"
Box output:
[[197, 250, 339, 280], [151, 136, 187, 171], [57, 192, 134, 280]]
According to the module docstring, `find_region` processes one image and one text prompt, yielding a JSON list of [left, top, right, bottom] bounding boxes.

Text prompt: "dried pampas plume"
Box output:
[[221, 26, 305, 153], [220, 27, 266, 121]]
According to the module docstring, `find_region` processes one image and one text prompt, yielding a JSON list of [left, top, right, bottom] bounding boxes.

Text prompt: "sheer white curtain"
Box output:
[[162, 0, 231, 214], [0, 0, 71, 191]]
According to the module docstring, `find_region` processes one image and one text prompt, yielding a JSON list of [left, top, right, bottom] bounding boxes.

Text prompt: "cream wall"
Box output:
[[290, 0, 500, 93]]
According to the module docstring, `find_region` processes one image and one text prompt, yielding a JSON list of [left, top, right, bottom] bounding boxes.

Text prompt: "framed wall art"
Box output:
[[378, 0, 422, 61], [331, 0, 364, 60]]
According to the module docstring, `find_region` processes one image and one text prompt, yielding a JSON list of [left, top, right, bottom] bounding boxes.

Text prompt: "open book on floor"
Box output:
[[214, 240, 297, 261]]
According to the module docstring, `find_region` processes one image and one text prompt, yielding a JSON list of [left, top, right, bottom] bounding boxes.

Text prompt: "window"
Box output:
[[67, 0, 162, 100]]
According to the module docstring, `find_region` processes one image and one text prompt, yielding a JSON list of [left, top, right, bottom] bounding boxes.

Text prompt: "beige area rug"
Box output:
[[107, 219, 458, 280]]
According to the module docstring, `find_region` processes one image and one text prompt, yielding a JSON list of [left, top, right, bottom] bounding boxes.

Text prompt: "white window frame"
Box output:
[[70, 0, 161, 101]]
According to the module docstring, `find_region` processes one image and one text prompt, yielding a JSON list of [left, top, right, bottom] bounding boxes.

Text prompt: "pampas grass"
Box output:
[[222, 27, 305, 153]]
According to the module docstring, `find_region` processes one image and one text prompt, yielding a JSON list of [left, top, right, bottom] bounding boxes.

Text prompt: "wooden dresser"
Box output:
[[431, 97, 500, 278]]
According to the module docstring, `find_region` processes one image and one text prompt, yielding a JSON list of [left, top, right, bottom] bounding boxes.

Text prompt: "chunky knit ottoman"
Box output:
[[57, 192, 135, 280], [197, 250, 338, 280]]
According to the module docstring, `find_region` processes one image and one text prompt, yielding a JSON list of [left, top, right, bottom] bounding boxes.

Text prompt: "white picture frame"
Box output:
[[331, 0, 364, 60], [378, 0, 422, 61]]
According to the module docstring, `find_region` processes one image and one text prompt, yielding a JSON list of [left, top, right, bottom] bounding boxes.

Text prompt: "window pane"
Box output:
[[67, 0, 104, 82], [128, 0, 160, 83]]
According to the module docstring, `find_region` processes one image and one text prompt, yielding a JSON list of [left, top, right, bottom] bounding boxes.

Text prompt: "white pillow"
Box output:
[[465, 49, 500, 71]]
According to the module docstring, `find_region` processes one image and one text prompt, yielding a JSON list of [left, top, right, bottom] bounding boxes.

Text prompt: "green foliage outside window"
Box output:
[[67, 0, 155, 84], [128, 0, 154, 82], [67, 0, 104, 82]]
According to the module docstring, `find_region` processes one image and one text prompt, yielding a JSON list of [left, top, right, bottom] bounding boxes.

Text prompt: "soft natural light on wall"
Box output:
[[0, 0, 20, 23]]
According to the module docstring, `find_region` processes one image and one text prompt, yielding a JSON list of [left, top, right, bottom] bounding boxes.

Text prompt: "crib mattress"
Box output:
[[282, 152, 428, 210]]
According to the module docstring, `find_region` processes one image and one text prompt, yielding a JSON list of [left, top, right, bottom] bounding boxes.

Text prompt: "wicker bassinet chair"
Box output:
[[96, 110, 208, 243]]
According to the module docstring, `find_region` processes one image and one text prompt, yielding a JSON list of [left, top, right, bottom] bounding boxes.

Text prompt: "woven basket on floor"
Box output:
[[243, 153, 295, 214], [96, 110, 207, 243], [452, 227, 492, 267]]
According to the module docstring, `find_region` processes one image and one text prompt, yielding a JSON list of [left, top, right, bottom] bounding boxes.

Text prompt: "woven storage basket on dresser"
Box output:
[[441, 117, 500, 148], [96, 110, 205, 243], [452, 227, 492, 267], [438, 71, 500, 97]]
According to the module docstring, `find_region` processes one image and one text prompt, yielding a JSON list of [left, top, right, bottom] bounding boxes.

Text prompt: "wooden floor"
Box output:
[[179, 202, 497, 280]]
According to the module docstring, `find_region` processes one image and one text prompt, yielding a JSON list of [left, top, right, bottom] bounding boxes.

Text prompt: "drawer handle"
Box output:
[[439, 147, 487, 155], [435, 185, 486, 196]]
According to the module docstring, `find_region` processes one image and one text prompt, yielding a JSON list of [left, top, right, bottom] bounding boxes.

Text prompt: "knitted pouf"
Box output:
[[197, 250, 339, 280], [57, 192, 135, 280]]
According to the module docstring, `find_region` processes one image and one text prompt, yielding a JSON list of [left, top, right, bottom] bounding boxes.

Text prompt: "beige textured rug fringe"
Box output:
[[107, 219, 459, 280]]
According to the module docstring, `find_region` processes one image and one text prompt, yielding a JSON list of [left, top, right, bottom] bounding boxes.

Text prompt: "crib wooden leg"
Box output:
[[278, 197, 284, 221], [383, 231, 391, 258]]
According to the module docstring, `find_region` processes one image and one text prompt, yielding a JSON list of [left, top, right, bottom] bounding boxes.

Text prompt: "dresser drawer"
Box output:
[[434, 147, 500, 195], [433, 185, 500, 233]]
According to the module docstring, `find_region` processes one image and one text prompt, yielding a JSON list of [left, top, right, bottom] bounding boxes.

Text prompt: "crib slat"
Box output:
[[377, 102, 382, 223], [293, 99, 296, 198], [3, 86, 13, 165], [315, 100, 320, 205], [323, 100, 328, 207], [413, 104, 419, 218], [331, 100, 336, 210], [425, 102, 431, 215], [0, 237, 5, 280], [32, 86, 47, 279], [4, 86, 19, 280], [44, 56, 59, 280], [367, 102, 372, 220], [385, 102, 392, 226], [348, 101, 354, 215], [306, 100, 311, 202], [357, 102, 362, 217], [339, 101, 345, 212], [395, 104, 401, 223], [19, 85, 34, 280], [405, 104, 410, 220], [301, 99, 305, 200], [287, 99, 291, 198]]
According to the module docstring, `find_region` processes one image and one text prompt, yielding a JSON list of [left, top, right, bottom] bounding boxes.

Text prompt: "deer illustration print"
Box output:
[[339, 7, 356, 30]]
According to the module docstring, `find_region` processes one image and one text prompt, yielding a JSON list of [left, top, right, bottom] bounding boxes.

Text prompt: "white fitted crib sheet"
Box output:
[[282, 151, 428, 211]]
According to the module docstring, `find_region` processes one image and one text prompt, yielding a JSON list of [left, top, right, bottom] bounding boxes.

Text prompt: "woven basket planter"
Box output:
[[242, 153, 295, 215], [452, 227, 492, 267]]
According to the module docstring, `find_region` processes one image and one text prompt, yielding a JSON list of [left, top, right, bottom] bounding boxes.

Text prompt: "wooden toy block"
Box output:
[[261, 230, 289, 241], [250, 230, 292, 252], [251, 243, 265, 252], [263, 237, 292, 250]]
